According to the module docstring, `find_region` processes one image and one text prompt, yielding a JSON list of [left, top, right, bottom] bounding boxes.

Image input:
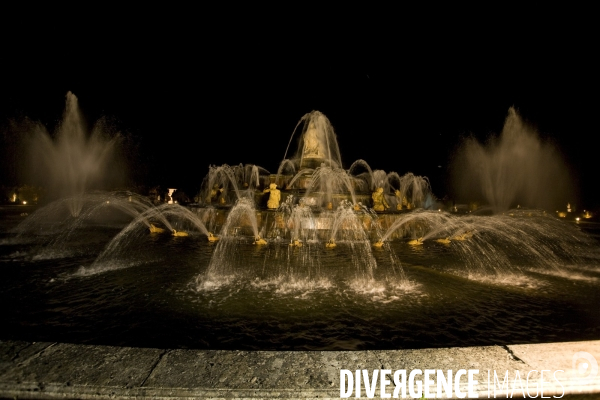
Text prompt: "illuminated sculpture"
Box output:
[[395, 190, 408, 210], [263, 183, 281, 209], [149, 224, 165, 233], [206, 184, 223, 203], [253, 236, 267, 245], [372, 187, 389, 212]]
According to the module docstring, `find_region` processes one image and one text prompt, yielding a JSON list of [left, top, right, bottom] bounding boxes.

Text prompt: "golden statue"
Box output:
[[172, 229, 189, 237], [289, 239, 303, 247], [253, 236, 267, 245], [451, 230, 473, 241], [303, 123, 321, 158], [408, 237, 424, 245], [395, 190, 410, 210], [394, 190, 407, 210], [207, 232, 219, 242], [206, 184, 223, 203], [263, 183, 281, 209], [149, 224, 165, 233], [372, 187, 389, 212]]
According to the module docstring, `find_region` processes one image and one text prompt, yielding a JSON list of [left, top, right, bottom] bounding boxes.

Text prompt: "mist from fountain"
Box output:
[[451, 106, 573, 213], [24, 91, 125, 217]]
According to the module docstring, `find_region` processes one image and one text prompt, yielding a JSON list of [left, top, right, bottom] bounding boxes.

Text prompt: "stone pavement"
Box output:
[[0, 339, 598, 399]]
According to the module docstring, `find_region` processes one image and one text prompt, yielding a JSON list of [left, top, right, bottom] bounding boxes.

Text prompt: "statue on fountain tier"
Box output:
[[303, 123, 321, 158], [206, 184, 224, 204], [395, 190, 408, 210], [263, 183, 281, 209], [372, 187, 389, 212]]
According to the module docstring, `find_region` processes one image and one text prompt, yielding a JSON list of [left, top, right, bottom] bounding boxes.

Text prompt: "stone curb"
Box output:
[[0, 340, 598, 399]]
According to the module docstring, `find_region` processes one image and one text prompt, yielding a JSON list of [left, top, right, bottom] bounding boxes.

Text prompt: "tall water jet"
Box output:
[[451, 107, 573, 213], [24, 91, 125, 216]]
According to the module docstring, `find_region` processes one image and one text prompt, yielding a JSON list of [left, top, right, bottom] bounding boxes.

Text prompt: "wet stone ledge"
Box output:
[[0, 340, 598, 399]]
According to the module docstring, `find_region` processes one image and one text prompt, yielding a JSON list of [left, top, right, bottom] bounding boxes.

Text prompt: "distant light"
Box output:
[[22, 201, 27, 205], [576, 217, 580, 221]]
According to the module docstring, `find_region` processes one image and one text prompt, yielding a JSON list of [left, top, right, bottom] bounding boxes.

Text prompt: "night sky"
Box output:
[[1, 8, 598, 209]]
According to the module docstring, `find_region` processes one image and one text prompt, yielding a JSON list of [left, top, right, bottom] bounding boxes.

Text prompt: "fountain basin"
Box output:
[[2, 204, 600, 351]]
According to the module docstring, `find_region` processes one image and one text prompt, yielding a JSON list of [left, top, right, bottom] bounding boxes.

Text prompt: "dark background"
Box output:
[[1, 7, 598, 209]]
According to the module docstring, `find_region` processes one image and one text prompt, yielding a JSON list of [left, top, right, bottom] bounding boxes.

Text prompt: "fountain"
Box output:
[[450, 106, 574, 213], [22, 91, 125, 217], [1, 96, 599, 352]]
